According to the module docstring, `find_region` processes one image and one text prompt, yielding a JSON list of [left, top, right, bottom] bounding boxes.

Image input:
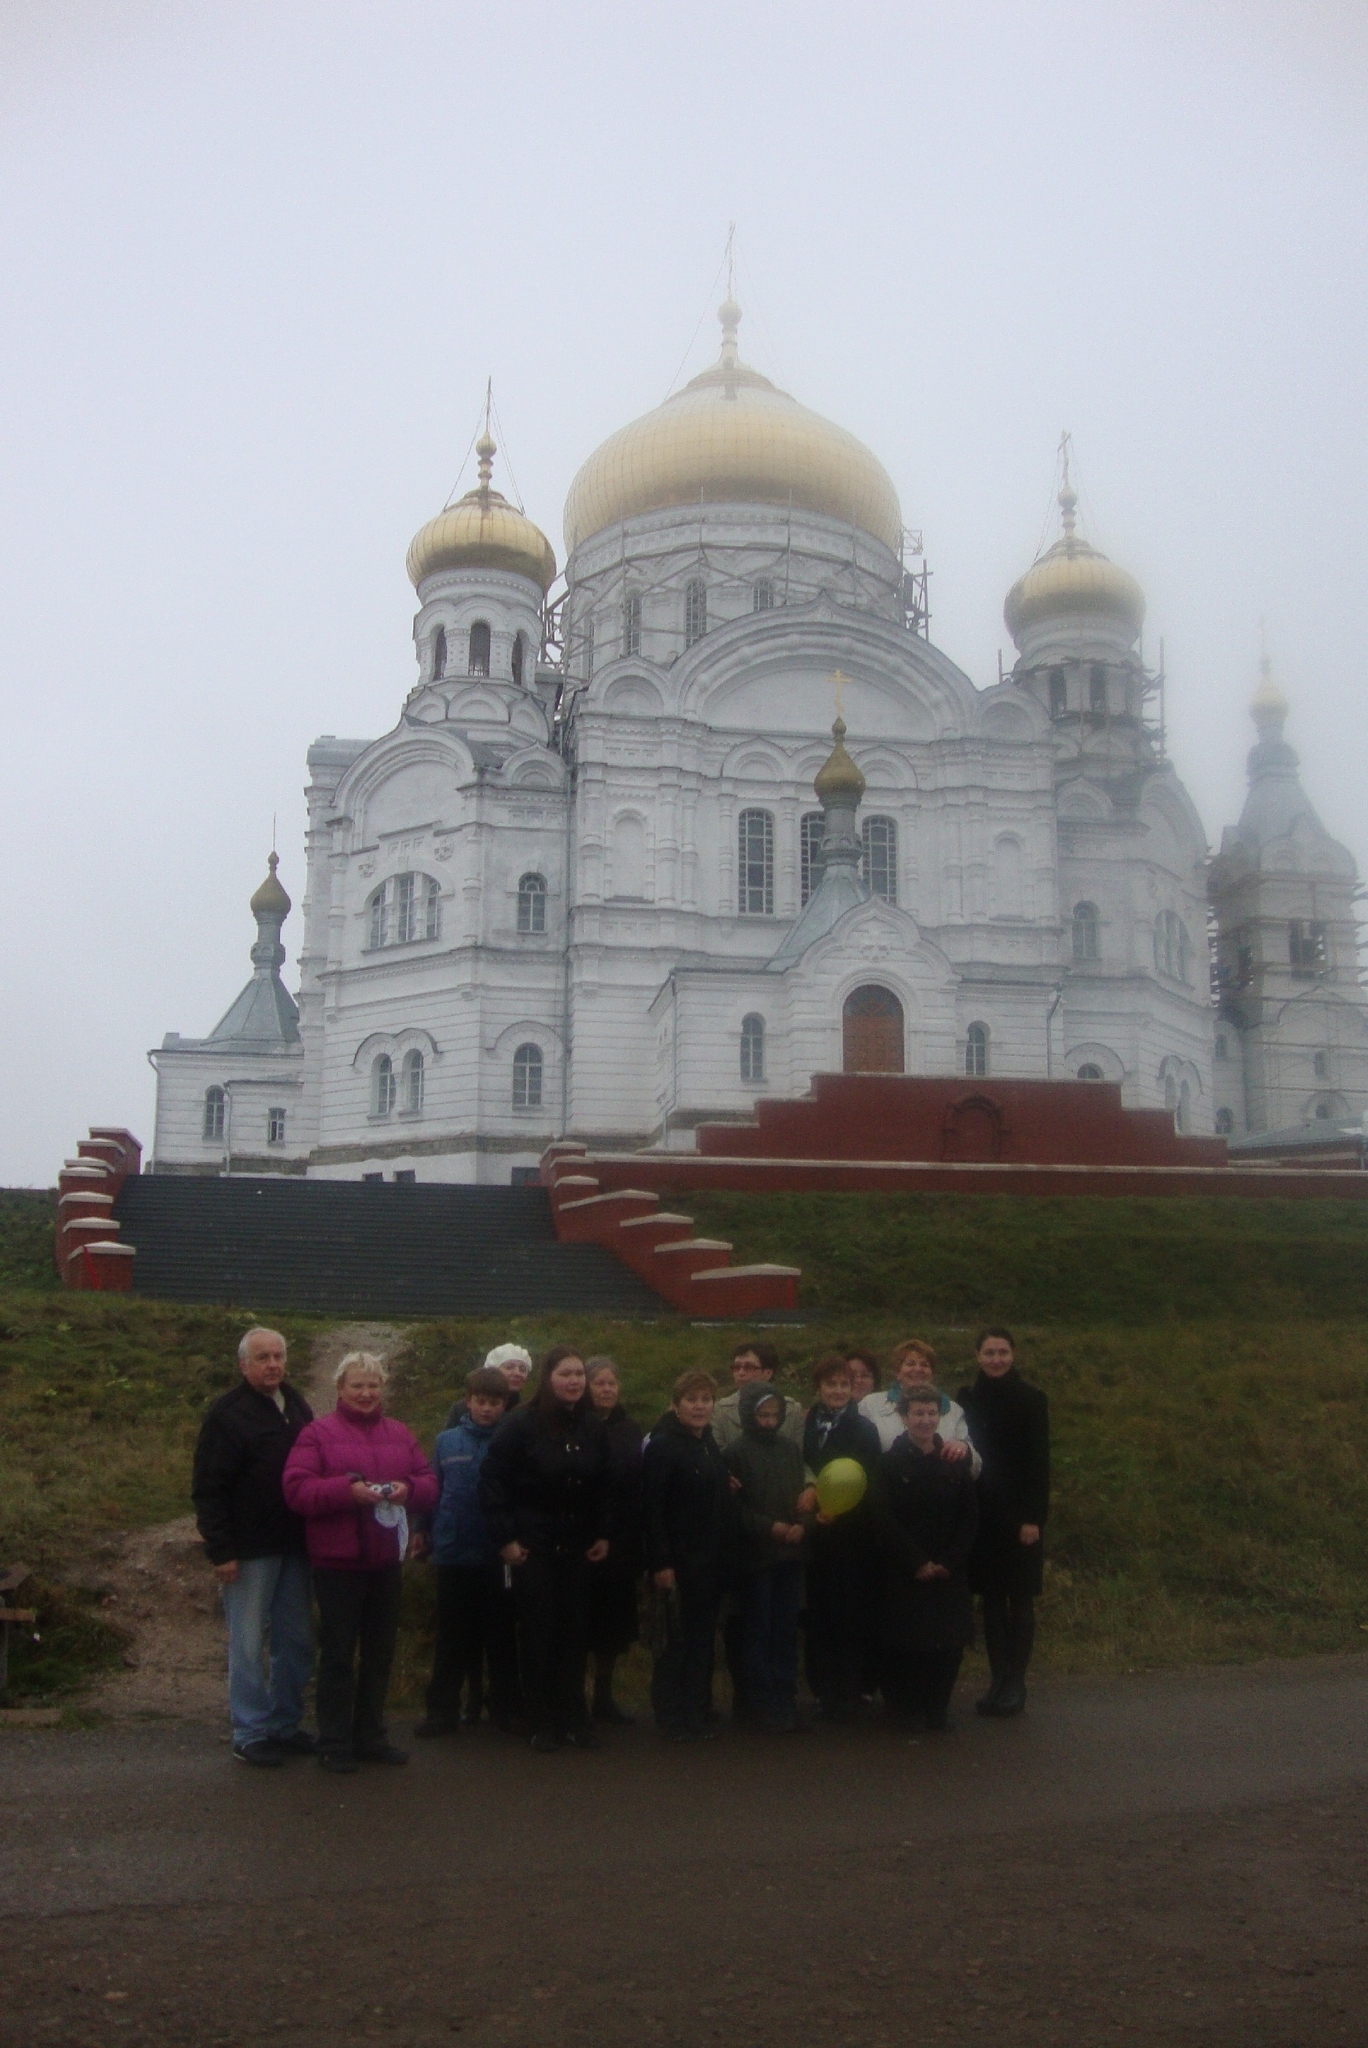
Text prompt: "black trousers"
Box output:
[[805, 1548, 868, 1713], [426, 1563, 522, 1725], [313, 1565, 403, 1757], [650, 1566, 723, 1734], [883, 1646, 964, 1724], [513, 1551, 591, 1739], [981, 1591, 1036, 1685]]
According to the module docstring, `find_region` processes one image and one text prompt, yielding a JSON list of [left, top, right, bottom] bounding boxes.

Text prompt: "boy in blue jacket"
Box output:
[[415, 1368, 525, 1736]]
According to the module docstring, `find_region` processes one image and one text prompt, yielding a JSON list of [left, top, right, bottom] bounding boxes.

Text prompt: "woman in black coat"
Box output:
[[956, 1325, 1050, 1719], [478, 1345, 612, 1753], [583, 1357, 643, 1724], [873, 1381, 978, 1727]]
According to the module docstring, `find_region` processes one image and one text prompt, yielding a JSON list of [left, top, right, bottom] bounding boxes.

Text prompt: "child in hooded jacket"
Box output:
[[725, 1382, 815, 1732], [416, 1367, 525, 1735]]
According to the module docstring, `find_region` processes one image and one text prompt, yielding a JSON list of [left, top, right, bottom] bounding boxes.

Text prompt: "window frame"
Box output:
[[432, 624, 447, 681], [468, 620, 491, 677], [1072, 901, 1100, 962], [800, 811, 825, 907], [623, 593, 642, 656], [373, 1054, 397, 1118], [401, 1048, 424, 1115], [684, 579, 707, 649], [1076, 1062, 1104, 1082], [512, 1042, 544, 1111], [517, 872, 548, 935], [737, 808, 774, 917], [965, 1022, 989, 1078], [740, 1012, 766, 1084], [203, 1086, 225, 1142], [267, 1106, 286, 1145], [861, 815, 898, 904], [752, 579, 775, 613]]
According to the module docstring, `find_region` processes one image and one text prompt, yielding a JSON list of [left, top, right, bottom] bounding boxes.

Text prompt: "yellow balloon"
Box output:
[[815, 1457, 867, 1519]]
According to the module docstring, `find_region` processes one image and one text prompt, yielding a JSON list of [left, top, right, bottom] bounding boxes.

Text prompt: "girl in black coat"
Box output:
[[641, 1371, 736, 1740], [956, 1326, 1050, 1719], [873, 1384, 979, 1727], [477, 1346, 612, 1752], [583, 1358, 644, 1724]]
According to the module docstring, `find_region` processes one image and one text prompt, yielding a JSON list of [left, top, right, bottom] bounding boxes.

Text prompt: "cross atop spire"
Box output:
[[718, 223, 742, 369], [476, 378, 496, 492], [1058, 428, 1078, 539]]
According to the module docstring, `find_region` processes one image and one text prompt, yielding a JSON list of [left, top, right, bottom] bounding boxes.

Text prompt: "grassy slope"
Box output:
[[4, 1188, 1368, 1701]]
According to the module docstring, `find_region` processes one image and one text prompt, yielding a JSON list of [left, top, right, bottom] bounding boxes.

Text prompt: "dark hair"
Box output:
[[732, 1339, 781, 1376], [467, 1366, 512, 1400], [529, 1344, 587, 1420], [584, 1355, 619, 1383], [843, 1347, 882, 1390], [672, 1369, 716, 1405], [811, 1352, 853, 1390], [900, 1382, 942, 1410], [975, 1326, 1016, 1355]]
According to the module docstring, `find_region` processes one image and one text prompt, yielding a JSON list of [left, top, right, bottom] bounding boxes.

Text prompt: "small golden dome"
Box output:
[[250, 852, 291, 920], [1004, 483, 1145, 644], [1250, 653, 1289, 730], [407, 427, 556, 592], [813, 717, 866, 805], [563, 297, 902, 556]]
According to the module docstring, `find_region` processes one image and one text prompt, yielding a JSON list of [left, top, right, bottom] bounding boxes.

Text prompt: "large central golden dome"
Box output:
[[562, 298, 903, 556]]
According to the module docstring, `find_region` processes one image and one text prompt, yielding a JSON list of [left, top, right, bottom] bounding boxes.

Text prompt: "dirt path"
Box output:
[[4, 1655, 1368, 2047]]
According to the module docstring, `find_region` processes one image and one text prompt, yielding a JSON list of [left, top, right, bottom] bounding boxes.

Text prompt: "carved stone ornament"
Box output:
[[357, 860, 376, 877], [434, 842, 454, 860]]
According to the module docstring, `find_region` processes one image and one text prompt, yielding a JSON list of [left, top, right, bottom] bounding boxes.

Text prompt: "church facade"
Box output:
[[148, 294, 1367, 1179]]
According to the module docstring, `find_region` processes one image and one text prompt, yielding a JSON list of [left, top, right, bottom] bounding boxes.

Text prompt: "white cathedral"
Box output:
[[149, 292, 1368, 1180]]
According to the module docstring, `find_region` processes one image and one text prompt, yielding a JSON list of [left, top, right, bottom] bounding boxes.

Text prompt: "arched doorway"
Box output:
[[842, 985, 904, 1074]]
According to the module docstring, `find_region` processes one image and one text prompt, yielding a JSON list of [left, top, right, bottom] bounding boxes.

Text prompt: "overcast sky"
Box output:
[[2, 0, 1365, 1185]]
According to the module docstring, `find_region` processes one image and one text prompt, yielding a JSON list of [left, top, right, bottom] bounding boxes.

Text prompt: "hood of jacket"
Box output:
[[739, 1381, 787, 1436]]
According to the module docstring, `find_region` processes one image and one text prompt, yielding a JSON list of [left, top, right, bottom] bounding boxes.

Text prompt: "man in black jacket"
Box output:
[[642, 1370, 735, 1741], [192, 1327, 315, 1766]]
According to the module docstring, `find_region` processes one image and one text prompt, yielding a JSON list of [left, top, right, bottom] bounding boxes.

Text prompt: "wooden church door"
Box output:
[[842, 985, 905, 1073]]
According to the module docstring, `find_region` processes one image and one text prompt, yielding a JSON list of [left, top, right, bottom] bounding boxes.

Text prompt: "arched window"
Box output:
[[842, 986, 905, 1074], [373, 1054, 396, 1117], [511, 632, 524, 688], [432, 625, 447, 681], [623, 594, 642, 656], [740, 1013, 766, 1083], [1315, 1100, 1332, 1120], [965, 1022, 989, 1078], [737, 809, 774, 916], [1049, 667, 1067, 718], [684, 579, 707, 648], [1154, 910, 1188, 981], [1089, 663, 1107, 713], [517, 873, 547, 934], [1214, 1032, 1228, 1061], [512, 1043, 543, 1110], [753, 579, 775, 612], [1077, 1062, 1104, 1081], [1215, 1107, 1235, 1134], [367, 875, 440, 949], [203, 1086, 225, 1141], [402, 1048, 424, 1114], [800, 812, 825, 906], [861, 816, 898, 904], [1072, 902, 1100, 962], [468, 621, 491, 676]]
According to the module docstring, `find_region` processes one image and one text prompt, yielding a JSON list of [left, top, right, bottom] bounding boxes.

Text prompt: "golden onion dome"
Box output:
[[250, 852, 291, 920], [407, 430, 556, 592], [813, 717, 867, 805], [562, 297, 902, 556], [1004, 483, 1145, 644]]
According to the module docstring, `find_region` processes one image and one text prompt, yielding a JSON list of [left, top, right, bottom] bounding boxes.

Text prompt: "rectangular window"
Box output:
[[800, 812, 825, 906], [424, 876, 440, 940], [623, 594, 641, 656], [394, 872, 416, 945], [267, 1107, 286, 1145], [861, 817, 898, 904], [1289, 920, 1328, 975], [369, 882, 388, 949], [753, 579, 775, 612], [738, 809, 774, 916], [393, 1169, 416, 1184], [685, 580, 707, 648]]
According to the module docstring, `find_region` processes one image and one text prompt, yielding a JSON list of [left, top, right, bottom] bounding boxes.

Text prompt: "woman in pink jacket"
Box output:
[[283, 1352, 438, 1773]]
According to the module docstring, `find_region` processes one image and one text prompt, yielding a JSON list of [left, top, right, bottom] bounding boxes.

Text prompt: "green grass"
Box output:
[[687, 1190, 1368, 1324], [0, 1189, 60, 1293], [5, 1185, 1368, 1703]]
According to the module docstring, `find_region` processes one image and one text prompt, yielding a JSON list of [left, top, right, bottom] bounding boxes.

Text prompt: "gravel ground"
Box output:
[[2, 1654, 1367, 2047]]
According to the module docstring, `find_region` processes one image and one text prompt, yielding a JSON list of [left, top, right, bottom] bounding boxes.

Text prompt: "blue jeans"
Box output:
[[739, 1561, 804, 1728], [221, 1553, 314, 1746]]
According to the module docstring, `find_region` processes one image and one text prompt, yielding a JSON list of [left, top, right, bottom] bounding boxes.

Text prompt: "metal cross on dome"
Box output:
[[829, 669, 850, 722]]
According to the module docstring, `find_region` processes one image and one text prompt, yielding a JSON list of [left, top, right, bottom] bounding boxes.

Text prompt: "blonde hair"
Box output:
[[334, 1350, 390, 1388]]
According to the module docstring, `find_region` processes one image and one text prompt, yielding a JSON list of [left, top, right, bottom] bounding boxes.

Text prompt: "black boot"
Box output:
[[976, 1597, 1011, 1715], [994, 1597, 1035, 1716]]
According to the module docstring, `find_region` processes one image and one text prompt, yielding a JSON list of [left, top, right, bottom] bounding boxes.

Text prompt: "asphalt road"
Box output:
[[3, 1656, 1368, 2048]]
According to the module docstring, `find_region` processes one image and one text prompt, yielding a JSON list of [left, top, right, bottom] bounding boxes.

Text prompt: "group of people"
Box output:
[[192, 1325, 1049, 1768]]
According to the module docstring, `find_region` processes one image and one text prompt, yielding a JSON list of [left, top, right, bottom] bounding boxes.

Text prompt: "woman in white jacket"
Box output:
[[859, 1339, 979, 1472]]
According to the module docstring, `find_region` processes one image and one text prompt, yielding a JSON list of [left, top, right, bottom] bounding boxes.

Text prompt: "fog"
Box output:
[[2, 0, 1365, 1183]]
